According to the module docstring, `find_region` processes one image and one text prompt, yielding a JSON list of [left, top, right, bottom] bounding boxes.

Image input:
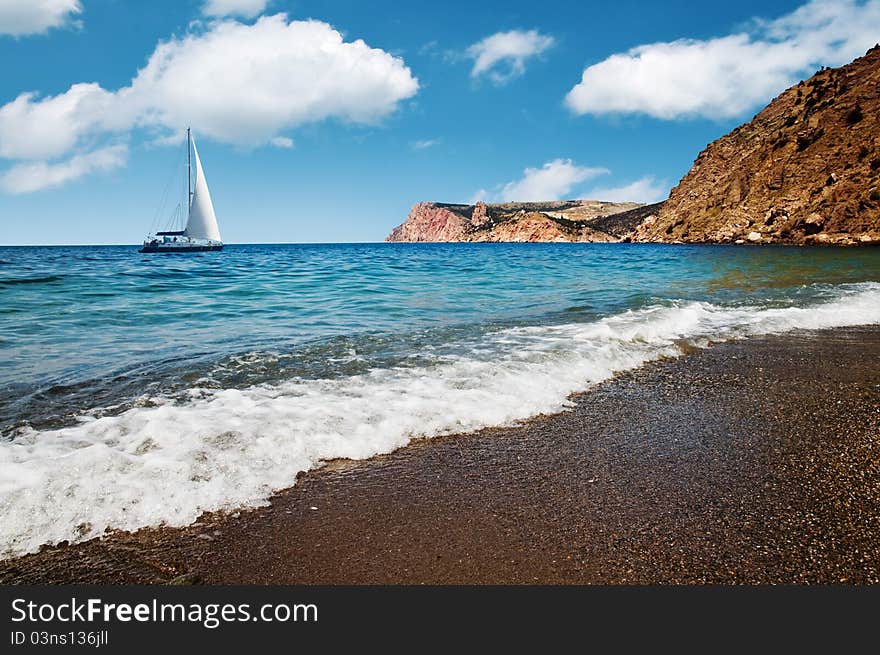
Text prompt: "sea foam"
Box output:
[[1, 282, 879, 558]]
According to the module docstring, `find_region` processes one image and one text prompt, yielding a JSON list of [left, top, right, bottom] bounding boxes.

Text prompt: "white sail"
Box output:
[[185, 135, 222, 242]]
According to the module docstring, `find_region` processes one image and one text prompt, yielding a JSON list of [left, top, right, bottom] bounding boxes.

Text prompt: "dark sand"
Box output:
[[2, 327, 878, 584]]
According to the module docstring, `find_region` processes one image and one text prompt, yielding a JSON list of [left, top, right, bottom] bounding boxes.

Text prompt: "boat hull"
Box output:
[[139, 244, 224, 253]]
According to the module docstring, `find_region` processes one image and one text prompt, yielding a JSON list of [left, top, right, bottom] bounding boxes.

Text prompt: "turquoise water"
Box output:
[[1, 242, 879, 556], [3, 243, 878, 425]]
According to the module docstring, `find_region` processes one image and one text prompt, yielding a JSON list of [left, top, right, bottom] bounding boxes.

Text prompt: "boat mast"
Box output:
[[187, 127, 192, 212]]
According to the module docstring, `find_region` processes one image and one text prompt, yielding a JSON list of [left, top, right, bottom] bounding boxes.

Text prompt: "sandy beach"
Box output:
[[2, 326, 878, 585]]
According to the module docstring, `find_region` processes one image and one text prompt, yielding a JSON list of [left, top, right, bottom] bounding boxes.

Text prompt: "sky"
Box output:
[[1, 0, 878, 244]]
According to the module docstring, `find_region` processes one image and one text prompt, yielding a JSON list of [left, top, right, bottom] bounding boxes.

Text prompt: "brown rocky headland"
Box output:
[[387, 46, 880, 246], [633, 45, 880, 245]]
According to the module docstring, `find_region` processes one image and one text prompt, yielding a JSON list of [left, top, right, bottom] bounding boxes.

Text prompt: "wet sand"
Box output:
[[2, 327, 879, 584]]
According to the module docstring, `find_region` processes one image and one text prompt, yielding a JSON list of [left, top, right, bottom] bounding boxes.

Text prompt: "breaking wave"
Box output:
[[1, 281, 879, 557]]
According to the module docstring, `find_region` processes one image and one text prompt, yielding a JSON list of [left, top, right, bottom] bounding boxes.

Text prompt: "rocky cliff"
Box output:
[[386, 200, 658, 243], [633, 46, 880, 245], [388, 47, 879, 246]]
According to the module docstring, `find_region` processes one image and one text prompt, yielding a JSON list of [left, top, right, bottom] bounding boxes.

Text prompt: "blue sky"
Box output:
[[1, 0, 878, 244]]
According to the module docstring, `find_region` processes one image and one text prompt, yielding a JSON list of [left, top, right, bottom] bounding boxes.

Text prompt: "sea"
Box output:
[[1, 242, 879, 557]]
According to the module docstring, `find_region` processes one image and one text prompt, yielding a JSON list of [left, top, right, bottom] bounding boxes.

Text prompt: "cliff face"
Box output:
[[384, 202, 469, 242], [386, 200, 657, 243], [389, 48, 879, 246], [633, 46, 880, 245]]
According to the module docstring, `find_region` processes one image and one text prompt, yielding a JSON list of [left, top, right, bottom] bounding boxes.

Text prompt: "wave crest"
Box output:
[[1, 282, 878, 557]]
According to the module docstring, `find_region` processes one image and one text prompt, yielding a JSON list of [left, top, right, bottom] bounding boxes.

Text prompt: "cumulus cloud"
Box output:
[[125, 16, 419, 145], [565, 0, 880, 120], [467, 29, 554, 84], [498, 159, 608, 202], [0, 144, 127, 193], [0, 83, 119, 160], [584, 176, 668, 203], [0, 0, 81, 36], [202, 0, 270, 19], [472, 162, 666, 203], [0, 14, 419, 192]]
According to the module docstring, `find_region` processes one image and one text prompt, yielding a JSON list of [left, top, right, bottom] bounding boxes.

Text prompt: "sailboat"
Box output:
[[139, 128, 223, 253]]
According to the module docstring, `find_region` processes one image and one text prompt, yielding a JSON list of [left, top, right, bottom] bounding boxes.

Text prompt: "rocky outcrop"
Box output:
[[385, 202, 470, 242], [591, 202, 663, 239], [633, 46, 880, 245], [386, 200, 647, 242], [389, 47, 879, 246]]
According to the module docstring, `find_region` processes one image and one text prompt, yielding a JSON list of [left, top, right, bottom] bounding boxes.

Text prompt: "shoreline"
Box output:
[[2, 326, 879, 584]]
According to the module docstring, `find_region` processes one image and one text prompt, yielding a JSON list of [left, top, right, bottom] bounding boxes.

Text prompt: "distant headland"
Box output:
[[388, 46, 880, 246]]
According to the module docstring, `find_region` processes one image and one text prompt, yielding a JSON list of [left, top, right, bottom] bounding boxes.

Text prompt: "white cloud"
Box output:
[[584, 176, 668, 203], [0, 0, 81, 36], [472, 164, 666, 203], [499, 159, 608, 202], [467, 29, 554, 84], [126, 16, 419, 145], [270, 136, 294, 148], [0, 144, 127, 193], [0, 83, 118, 160], [0, 14, 419, 192], [565, 0, 880, 119], [411, 138, 439, 150], [202, 0, 270, 19]]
